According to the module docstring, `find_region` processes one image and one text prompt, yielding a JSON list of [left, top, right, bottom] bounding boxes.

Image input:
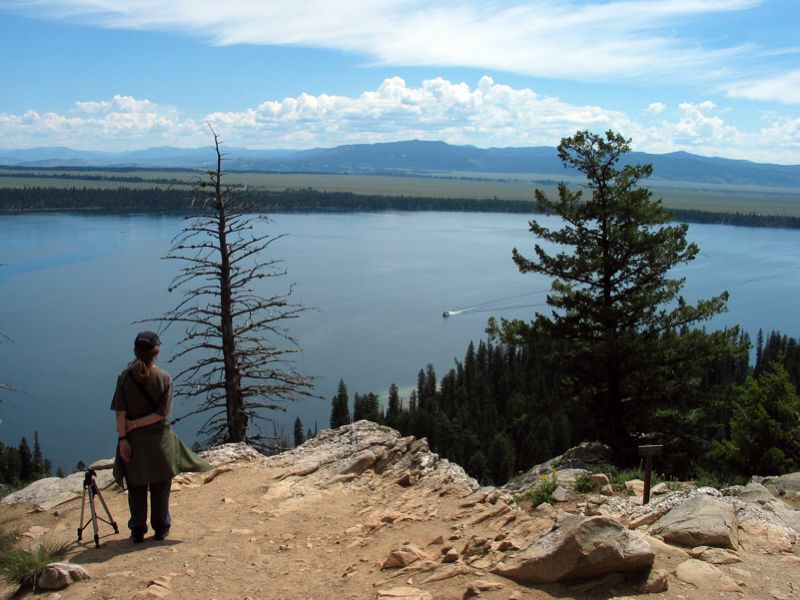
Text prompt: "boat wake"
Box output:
[[443, 291, 547, 318]]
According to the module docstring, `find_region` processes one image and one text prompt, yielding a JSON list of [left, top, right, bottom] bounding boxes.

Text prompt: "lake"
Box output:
[[1, 211, 799, 472]]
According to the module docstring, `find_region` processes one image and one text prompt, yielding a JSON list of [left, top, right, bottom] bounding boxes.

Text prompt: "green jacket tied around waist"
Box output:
[[113, 421, 211, 486]]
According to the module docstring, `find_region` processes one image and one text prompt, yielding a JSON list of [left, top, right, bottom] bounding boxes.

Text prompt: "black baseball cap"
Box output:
[[134, 331, 161, 348]]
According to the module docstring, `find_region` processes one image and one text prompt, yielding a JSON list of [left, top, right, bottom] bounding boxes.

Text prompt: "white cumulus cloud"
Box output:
[[204, 76, 634, 149], [1, 77, 799, 163]]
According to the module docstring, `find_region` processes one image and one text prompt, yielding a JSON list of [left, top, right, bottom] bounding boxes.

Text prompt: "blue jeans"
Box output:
[[127, 479, 171, 535]]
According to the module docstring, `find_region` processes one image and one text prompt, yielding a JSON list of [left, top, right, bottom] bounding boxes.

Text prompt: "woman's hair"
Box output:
[[129, 345, 160, 382]]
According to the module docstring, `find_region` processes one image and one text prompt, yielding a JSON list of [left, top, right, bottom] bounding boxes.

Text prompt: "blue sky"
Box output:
[[1, 0, 798, 163]]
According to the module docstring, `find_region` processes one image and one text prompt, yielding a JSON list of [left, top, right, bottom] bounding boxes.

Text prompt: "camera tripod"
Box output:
[[77, 469, 119, 548]]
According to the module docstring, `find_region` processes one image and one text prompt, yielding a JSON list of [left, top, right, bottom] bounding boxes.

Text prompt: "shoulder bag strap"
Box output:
[[129, 370, 160, 413]]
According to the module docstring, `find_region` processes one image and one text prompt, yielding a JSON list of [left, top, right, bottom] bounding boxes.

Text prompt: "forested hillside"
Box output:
[[2, 186, 799, 229]]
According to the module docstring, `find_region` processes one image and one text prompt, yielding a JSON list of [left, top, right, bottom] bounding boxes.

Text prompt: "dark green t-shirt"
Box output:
[[110, 366, 173, 419]]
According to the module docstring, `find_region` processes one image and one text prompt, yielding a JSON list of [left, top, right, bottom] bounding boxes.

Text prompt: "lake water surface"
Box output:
[[1, 211, 799, 471]]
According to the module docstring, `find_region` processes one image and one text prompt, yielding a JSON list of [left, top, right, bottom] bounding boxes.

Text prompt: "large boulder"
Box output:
[[650, 495, 738, 549], [492, 516, 654, 584]]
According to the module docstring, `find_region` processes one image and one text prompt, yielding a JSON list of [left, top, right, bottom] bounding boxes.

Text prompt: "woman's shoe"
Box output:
[[154, 529, 169, 541]]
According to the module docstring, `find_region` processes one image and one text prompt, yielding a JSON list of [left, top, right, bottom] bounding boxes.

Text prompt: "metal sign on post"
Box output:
[[638, 444, 663, 505]]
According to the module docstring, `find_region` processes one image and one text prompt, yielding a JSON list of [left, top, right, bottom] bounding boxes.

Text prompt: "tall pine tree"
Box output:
[[498, 130, 733, 458], [293, 417, 305, 448], [330, 380, 351, 429]]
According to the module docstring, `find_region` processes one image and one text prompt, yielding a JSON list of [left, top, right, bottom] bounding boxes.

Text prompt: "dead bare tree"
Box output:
[[153, 129, 314, 451]]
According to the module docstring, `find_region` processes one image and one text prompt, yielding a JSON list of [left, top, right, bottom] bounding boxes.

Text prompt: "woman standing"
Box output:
[[111, 331, 210, 543]]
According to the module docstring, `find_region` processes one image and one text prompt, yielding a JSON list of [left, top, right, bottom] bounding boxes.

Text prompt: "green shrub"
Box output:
[[574, 472, 596, 493], [0, 539, 68, 589], [514, 472, 559, 507], [0, 528, 17, 555]]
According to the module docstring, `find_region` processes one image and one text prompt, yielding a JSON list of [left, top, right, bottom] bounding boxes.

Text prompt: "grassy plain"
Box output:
[[2, 168, 799, 216]]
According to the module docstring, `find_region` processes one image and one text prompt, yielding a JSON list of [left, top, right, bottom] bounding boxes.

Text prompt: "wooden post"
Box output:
[[638, 445, 663, 505]]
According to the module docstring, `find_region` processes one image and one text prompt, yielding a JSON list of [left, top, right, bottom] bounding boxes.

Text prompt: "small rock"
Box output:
[[650, 482, 670, 495], [471, 579, 504, 591], [675, 559, 740, 592], [394, 472, 415, 487], [551, 486, 577, 503], [37, 562, 90, 591], [463, 585, 480, 599], [144, 586, 171, 599], [625, 479, 645, 497], [382, 544, 428, 569], [637, 568, 668, 593], [471, 558, 493, 570], [375, 587, 433, 600], [688, 546, 741, 564], [588, 473, 610, 488], [147, 576, 172, 589], [496, 540, 520, 552], [221, 497, 235, 504], [428, 535, 444, 546], [442, 548, 459, 563]]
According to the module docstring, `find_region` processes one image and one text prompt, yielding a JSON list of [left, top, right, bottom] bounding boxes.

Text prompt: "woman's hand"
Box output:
[[119, 438, 132, 462], [125, 418, 137, 432]]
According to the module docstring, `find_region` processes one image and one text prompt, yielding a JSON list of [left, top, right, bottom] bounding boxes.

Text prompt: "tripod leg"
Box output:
[[87, 488, 101, 548], [77, 486, 87, 542], [93, 486, 120, 534]]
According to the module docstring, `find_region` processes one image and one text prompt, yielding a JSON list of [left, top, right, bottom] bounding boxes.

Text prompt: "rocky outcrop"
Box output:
[[266, 421, 479, 495], [503, 442, 611, 493], [198, 442, 264, 466], [0, 471, 115, 511], [3, 425, 798, 599], [492, 515, 654, 584]]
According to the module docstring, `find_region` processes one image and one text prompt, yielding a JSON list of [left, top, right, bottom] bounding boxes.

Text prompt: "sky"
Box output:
[[0, 0, 798, 163]]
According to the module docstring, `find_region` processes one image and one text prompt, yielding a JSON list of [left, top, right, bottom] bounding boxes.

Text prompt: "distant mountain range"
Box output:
[[2, 140, 799, 188]]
